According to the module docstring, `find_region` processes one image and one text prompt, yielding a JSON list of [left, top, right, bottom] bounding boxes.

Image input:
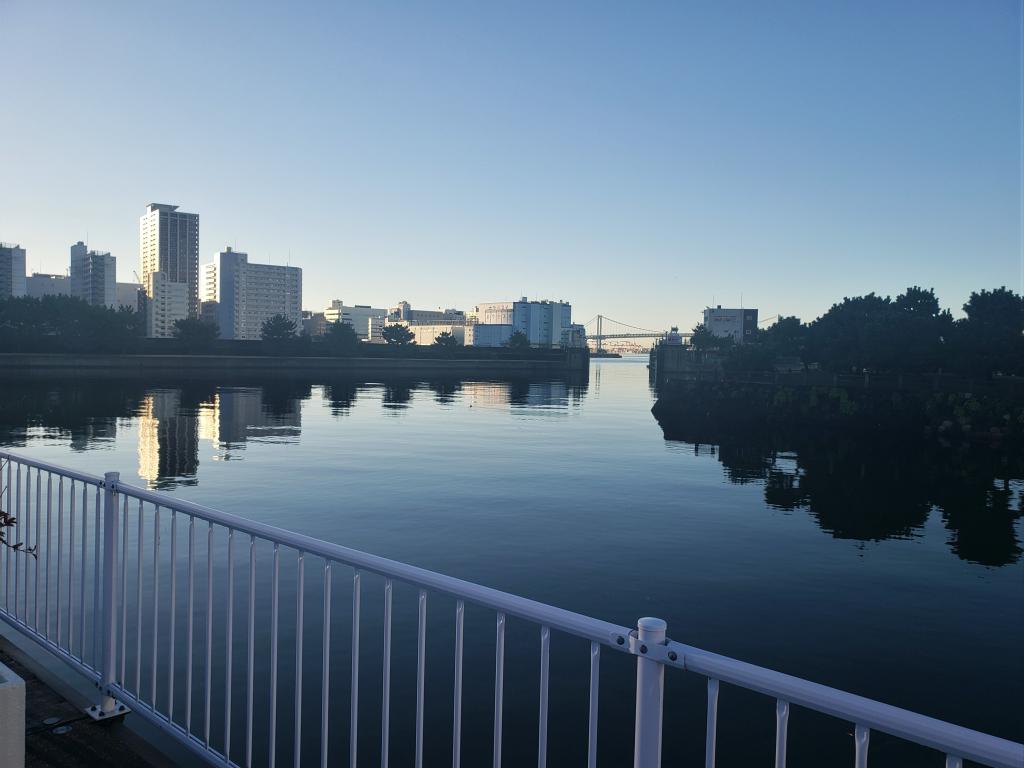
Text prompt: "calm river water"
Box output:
[[1, 358, 1020, 766]]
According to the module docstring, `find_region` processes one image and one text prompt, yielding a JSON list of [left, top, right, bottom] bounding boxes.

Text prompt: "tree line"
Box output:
[[0, 297, 538, 355], [690, 287, 1023, 377]]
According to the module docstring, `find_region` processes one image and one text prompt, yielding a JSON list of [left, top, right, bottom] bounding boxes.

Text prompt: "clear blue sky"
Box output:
[[1, 0, 1020, 331]]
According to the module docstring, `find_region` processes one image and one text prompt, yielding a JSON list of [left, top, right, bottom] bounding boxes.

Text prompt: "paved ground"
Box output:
[[0, 644, 158, 768]]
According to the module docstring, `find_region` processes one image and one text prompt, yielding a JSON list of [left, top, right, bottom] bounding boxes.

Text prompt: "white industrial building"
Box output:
[[117, 282, 143, 311], [70, 241, 116, 308], [145, 271, 188, 338], [0, 243, 27, 299], [140, 203, 200, 317], [402, 323, 467, 346], [702, 306, 759, 344], [325, 301, 388, 342], [471, 298, 573, 348], [26, 273, 69, 298], [201, 248, 303, 340], [389, 301, 466, 325]]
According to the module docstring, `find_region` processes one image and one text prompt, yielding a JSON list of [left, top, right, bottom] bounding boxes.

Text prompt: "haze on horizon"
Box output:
[[0, 0, 1020, 331]]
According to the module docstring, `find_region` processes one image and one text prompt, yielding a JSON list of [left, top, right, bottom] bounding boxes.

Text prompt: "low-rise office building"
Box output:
[[402, 323, 467, 346], [26, 273, 70, 298], [325, 300, 388, 341], [388, 301, 466, 325], [702, 306, 758, 344], [466, 323, 513, 347]]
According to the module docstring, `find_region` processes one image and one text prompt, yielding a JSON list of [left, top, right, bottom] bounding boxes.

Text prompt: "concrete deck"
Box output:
[[0, 642, 161, 768]]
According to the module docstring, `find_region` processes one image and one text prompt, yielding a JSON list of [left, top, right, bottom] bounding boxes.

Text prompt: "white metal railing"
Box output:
[[0, 449, 1021, 768]]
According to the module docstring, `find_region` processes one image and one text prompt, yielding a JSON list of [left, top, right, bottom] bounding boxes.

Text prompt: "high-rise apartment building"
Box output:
[[201, 248, 302, 340], [146, 271, 189, 338], [140, 203, 200, 317], [0, 242, 27, 299], [70, 241, 116, 307]]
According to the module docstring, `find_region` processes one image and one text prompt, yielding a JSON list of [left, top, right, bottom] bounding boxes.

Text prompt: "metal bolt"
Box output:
[[640, 644, 648, 654], [616, 636, 625, 645], [668, 651, 678, 662]]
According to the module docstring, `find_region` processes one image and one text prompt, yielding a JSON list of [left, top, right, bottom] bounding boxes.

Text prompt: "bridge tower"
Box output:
[[595, 315, 603, 354]]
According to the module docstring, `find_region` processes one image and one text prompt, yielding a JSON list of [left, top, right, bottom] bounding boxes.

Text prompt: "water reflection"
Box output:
[[0, 376, 589, 488], [655, 413, 1024, 567]]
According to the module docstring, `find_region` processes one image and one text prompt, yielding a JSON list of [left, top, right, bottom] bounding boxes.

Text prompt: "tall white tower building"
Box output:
[[0, 242, 27, 299], [140, 203, 200, 317]]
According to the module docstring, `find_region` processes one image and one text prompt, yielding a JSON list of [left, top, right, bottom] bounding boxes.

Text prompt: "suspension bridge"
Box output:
[[582, 315, 689, 353]]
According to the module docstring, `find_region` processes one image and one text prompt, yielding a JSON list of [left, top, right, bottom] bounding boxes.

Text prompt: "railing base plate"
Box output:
[[84, 702, 130, 721]]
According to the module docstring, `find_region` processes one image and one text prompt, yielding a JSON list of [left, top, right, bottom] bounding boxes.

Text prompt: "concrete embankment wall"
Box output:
[[0, 352, 589, 379]]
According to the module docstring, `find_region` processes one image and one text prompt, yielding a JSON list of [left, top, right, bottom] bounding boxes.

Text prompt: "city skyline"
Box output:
[[1, 1, 1021, 330]]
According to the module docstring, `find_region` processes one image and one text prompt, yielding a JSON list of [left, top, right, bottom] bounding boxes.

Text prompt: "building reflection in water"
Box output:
[[138, 389, 200, 489], [140, 386, 303, 488]]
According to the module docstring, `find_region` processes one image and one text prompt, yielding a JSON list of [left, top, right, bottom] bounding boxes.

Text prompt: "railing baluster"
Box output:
[[294, 552, 305, 768], [186, 516, 195, 734], [493, 612, 506, 768], [269, 543, 280, 768], [119, 494, 128, 680], [78, 482, 87, 657], [774, 699, 789, 768], [224, 529, 234, 761], [705, 678, 719, 768], [4, 459, 11, 611], [246, 535, 256, 768], [136, 500, 145, 694], [854, 724, 870, 768], [68, 479, 75, 654], [93, 485, 100, 665], [44, 473, 51, 640], [945, 756, 962, 768], [453, 599, 464, 768], [537, 625, 549, 768], [34, 469, 40, 631], [168, 510, 178, 722], [381, 578, 393, 768], [56, 477, 63, 646], [415, 590, 427, 768], [587, 641, 600, 768], [151, 506, 160, 708], [15, 463, 22, 620], [320, 561, 331, 768], [350, 570, 361, 768], [204, 522, 214, 747]]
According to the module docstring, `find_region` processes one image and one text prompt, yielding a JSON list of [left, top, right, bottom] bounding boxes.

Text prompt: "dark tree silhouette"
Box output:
[[173, 318, 219, 350], [382, 324, 415, 345], [324, 320, 360, 354], [506, 330, 530, 350], [260, 314, 298, 341], [433, 331, 459, 348]]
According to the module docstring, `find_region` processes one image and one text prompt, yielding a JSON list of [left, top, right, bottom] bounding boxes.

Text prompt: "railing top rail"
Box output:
[[672, 643, 1024, 768], [0, 449, 105, 486], [111, 474, 633, 649]]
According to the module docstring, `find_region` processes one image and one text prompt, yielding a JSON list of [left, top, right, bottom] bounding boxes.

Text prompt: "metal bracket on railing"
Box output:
[[627, 630, 685, 668], [85, 694, 130, 721]]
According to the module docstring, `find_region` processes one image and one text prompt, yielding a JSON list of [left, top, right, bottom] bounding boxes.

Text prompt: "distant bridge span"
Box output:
[[583, 315, 690, 353]]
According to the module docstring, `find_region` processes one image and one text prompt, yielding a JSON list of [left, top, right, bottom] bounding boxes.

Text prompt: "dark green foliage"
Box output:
[[0, 295, 144, 353], [324, 321, 360, 355], [433, 331, 459, 348], [260, 314, 298, 341], [506, 330, 530, 350], [719, 286, 1020, 377], [382, 324, 415, 345], [690, 323, 731, 350], [172, 318, 219, 351]]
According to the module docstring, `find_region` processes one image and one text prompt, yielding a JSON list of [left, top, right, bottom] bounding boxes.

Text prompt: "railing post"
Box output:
[[633, 617, 666, 768], [86, 471, 128, 720]]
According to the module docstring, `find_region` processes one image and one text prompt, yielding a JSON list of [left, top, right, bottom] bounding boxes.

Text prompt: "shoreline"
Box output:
[[0, 351, 588, 378]]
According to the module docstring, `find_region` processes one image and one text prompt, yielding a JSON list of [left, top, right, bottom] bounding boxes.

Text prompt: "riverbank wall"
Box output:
[[0, 349, 589, 379]]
